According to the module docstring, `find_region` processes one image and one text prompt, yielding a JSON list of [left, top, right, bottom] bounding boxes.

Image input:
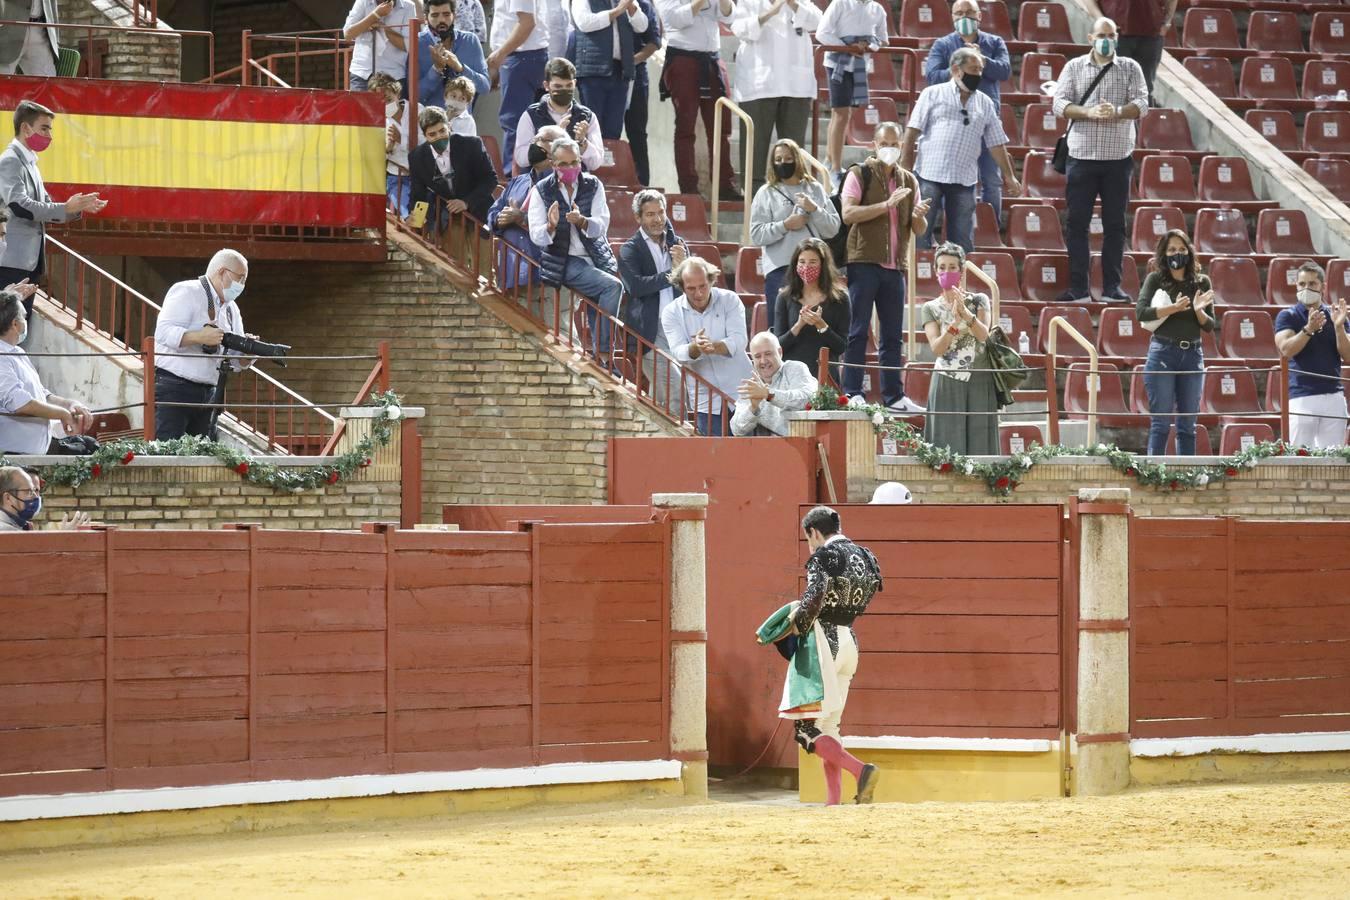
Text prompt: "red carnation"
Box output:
[[120, 451, 135, 465], [90, 464, 102, 478], [327, 470, 340, 485], [1297, 447, 1310, 457], [1169, 480, 1180, 490], [1125, 467, 1137, 476], [995, 476, 1010, 489], [235, 462, 250, 476], [1225, 467, 1238, 477], [360, 457, 372, 468], [805, 402, 813, 410], [939, 462, 952, 473]]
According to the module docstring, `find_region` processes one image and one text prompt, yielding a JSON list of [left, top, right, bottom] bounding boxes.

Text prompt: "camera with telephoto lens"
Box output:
[[202, 332, 291, 364]]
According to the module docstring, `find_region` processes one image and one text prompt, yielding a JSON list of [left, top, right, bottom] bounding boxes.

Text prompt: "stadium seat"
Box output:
[[1182, 8, 1239, 50], [87, 412, 133, 440], [1131, 206, 1186, 254], [1219, 310, 1278, 359], [1021, 102, 1062, 149], [1018, 53, 1066, 95], [750, 300, 766, 337], [1255, 208, 1314, 256], [1244, 109, 1299, 152], [606, 189, 636, 232], [912, 249, 938, 300], [686, 242, 727, 285], [1037, 305, 1093, 356], [1239, 57, 1297, 103], [847, 98, 902, 146], [666, 194, 712, 241], [973, 202, 1005, 249], [1202, 368, 1267, 424], [903, 363, 933, 406], [1021, 253, 1069, 303], [1137, 154, 1198, 203], [994, 302, 1035, 345], [735, 246, 766, 296], [1301, 111, 1350, 155], [1194, 207, 1253, 256], [1017, 2, 1073, 45], [1183, 56, 1237, 99], [1064, 361, 1137, 427], [899, 0, 950, 41], [1000, 105, 1020, 147], [1303, 60, 1350, 100], [1208, 257, 1266, 308], [1091, 253, 1141, 304], [1138, 109, 1195, 152], [1219, 422, 1275, 455], [1265, 257, 1313, 307], [1006, 204, 1064, 251], [1128, 363, 1150, 416], [968, 251, 1021, 302], [1197, 156, 1259, 206], [1164, 423, 1213, 456], [1021, 151, 1066, 201], [481, 134, 504, 180], [1302, 157, 1350, 204], [1097, 306, 1152, 359], [1000, 423, 1045, 454], [1244, 10, 1304, 54], [1328, 259, 1350, 305], [1309, 12, 1350, 56], [595, 140, 639, 188], [978, 1, 1011, 39]]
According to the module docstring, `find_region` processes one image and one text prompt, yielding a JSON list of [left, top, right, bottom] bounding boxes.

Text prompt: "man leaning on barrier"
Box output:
[[0, 286, 95, 455]]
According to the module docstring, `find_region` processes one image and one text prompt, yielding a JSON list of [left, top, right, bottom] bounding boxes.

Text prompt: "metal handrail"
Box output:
[[1044, 316, 1099, 446], [963, 258, 1000, 324], [0, 18, 214, 78], [248, 58, 291, 88], [711, 96, 753, 248]]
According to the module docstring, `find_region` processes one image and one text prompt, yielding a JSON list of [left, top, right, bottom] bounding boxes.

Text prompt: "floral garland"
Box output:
[[808, 384, 1350, 497], [7, 391, 405, 493]]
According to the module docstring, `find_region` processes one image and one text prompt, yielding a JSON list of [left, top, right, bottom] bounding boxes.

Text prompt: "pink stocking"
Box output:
[[823, 759, 842, 806], [814, 735, 865, 781]]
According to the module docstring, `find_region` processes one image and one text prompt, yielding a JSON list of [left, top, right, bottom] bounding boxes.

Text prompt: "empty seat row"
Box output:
[[1181, 8, 1350, 57], [1184, 55, 1350, 104]]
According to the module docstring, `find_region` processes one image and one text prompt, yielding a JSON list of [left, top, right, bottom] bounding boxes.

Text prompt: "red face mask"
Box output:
[[24, 133, 51, 153], [796, 263, 821, 284]]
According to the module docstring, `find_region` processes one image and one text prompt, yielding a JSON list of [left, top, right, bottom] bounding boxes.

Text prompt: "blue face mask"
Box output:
[[8, 491, 40, 527], [222, 274, 245, 303], [1095, 37, 1116, 57]]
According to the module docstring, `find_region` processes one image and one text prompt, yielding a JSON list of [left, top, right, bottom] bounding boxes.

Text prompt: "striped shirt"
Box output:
[[907, 80, 1008, 187], [1052, 54, 1149, 162]]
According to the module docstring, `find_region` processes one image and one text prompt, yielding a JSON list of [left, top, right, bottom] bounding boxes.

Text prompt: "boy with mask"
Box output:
[[443, 77, 479, 136], [512, 57, 603, 173], [1276, 262, 1350, 448]]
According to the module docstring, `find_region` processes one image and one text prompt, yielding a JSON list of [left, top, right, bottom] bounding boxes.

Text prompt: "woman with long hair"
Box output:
[[920, 241, 998, 454], [1137, 228, 1216, 455], [774, 238, 850, 385]]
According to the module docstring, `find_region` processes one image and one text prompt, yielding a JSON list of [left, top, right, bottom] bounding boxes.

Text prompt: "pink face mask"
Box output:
[[557, 166, 580, 185], [937, 270, 962, 291], [24, 133, 51, 153], [796, 263, 821, 284]]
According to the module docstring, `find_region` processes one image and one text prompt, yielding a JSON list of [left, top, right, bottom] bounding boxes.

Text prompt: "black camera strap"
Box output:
[[199, 276, 216, 321]]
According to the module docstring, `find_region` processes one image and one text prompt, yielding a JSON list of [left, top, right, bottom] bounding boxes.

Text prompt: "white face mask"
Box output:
[[446, 99, 468, 116], [222, 273, 245, 304], [385, 100, 400, 117], [876, 146, 901, 167], [1298, 288, 1323, 307]]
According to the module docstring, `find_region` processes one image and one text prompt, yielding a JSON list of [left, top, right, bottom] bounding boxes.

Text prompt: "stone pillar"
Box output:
[[1075, 487, 1132, 795], [653, 492, 709, 798]]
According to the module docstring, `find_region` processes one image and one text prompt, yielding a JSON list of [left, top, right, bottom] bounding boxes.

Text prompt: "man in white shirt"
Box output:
[[344, 0, 417, 92], [489, 0, 551, 172], [513, 57, 603, 171], [661, 255, 752, 434], [0, 287, 93, 455], [571, 0, 649, 139], [731, 331, 817, 436], [152, 249, 251, 441]]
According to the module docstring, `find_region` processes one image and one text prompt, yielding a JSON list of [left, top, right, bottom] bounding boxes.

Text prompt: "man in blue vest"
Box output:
[[513, 57, 604, 173], [526, 136, 622, 363], [570, 0, 649, 139]]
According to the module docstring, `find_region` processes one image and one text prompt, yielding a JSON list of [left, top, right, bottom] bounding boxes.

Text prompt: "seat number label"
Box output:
[[673, 203, 686, 221], [1119, 318, 1133, 336], [1218, 165, 1232, 182], [1159, 164, 1174, 183], [1221, 375, 1236, 395], [1026, 212, 1041, 232], [1009, 435, 1025, 453], [1240, 319, 1256, 339]]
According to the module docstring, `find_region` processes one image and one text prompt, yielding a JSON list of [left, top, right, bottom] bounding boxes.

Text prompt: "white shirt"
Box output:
[[660, 287, 752, 414], [345, 0, 417, 79], [730, 0, 822, 103], [643, 232, 676, 317], [433, 142, 453, 176], [384, 99, 419, 172], [0, 340, 53, 454], [514, 104, 604, 170], [571, 0, 648, 61], [491, 0, 551, 53], [526, 178, 611, 257], [730, 359, 817, 436], [816, 0, 887, 66], [657, 0, 736, 52], [153, 277, 247, 386], [449, 110, 478, 137]]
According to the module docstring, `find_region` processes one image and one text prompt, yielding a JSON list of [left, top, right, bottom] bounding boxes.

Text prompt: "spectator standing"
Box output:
[[839, 122, 929, 413], [444, 77, 479, 135], [920, 241, 997, 454], [370, 75, 419, 217], [0, 287, 94, 454], [816, 0, 887, 186], [1052, 17, 1147, 304], [489, 125, 566, 292], [513, 58, 603, 172], [619, 189, 687, 356], [661, 255, 753, 434], [488, 0, 551, 173], [453, 0, 489, 43], [0, 0, 59, 77], [1275, 263, 1350, 449], [344, 0, 417, 92], [571, 0, 649, 139], [730, 0, 821, 194], [0, 467, 91, 532], [0, 101, 106, 323], [750, 139, 839, 332], [656, 0, 742, 199], [542, 0, 573, 59], [731, 331, 817, 436], [1084, 0, 1176, 105], [923, 0, 1012, 226], [416, 0, 491, 109], [775, 237, 849, 383], [902, 47, 1021, 252], [1136, 229, 1214, 456], [625, 0, 663, 187], [408, 107, 497, 224]]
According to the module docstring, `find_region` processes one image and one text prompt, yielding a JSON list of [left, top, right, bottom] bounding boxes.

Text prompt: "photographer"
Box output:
[[152, 249, 252, 441]]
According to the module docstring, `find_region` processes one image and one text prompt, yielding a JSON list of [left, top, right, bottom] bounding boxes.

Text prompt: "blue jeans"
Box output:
[[916, 178, 976, 252], [1066, 156, 1133, 297], [842, 263, 906, 404], [498, 48, 549, 172], [579, 71, 630, 139], [1143, 338, 1205, 455], [695, 412, 726, 436], [349, 74, 369, 91], [978, 145, 1003, 226], [560, 257, 624, 362], [763, 265, 787, 334], [385, 173, 411, 218]]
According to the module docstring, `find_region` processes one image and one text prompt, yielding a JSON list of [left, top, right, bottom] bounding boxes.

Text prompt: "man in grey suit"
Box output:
[[0, 0, 60, 76], [0, 99, 106, 321]]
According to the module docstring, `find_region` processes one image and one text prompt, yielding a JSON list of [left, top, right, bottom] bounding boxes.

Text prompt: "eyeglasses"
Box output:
[[223, 268, 247, 283], [960, 107, 970, 126]]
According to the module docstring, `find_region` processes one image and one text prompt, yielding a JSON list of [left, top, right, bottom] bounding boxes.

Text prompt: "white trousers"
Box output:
[[1289, 391, 1348, 448], [815, 625, 858, 741], [0, 28, 57, 77]]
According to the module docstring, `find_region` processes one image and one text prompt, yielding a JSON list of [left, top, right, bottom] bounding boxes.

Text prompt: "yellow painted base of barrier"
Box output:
[[1131, 751, 1350, 787], [797, 747, 1064, 804]]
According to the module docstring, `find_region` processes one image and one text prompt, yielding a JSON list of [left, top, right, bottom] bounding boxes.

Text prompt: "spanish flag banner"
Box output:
[[0, 76, 385, 227]]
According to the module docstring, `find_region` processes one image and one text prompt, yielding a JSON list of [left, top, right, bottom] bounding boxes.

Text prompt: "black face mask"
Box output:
[[527, 143, 549, 166], [960, 72, 982, 93], [773, 161, 796, 181], [549, 89, 573, 108], [1165, 252, 1191, 271]]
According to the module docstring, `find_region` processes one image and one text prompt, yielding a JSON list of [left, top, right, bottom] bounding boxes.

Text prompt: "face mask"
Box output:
[[960, 72, 983, 93], [557, 166, 580, 185], [445, 99, 468, 116], [549, 89, 573, 108], [796, 262, 821, 283], [431, 137, 450, 153], [1165, 252, 1190, 271], [876, 146, 901, 166], [15, 315, 27, 345], [385, 100, 400, 117], [1298, 288, 1323, 307], [956, 16, 978, 36], [8, 491, 40, 527], [1095, 37, 1116, 57], [24, 133, 51, 153], [527, 143, 549, 166], [222, 274, 245, 304], [773, 161, 797, 181], [937, 270, 963, 292]]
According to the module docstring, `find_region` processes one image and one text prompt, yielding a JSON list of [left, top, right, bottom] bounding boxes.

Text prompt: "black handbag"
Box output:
[[1052, 62, 1114, 174]]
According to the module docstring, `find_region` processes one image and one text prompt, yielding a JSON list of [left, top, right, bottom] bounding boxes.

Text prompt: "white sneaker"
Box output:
[[846, 394, 868, 408], [887, 396, 926, 414]]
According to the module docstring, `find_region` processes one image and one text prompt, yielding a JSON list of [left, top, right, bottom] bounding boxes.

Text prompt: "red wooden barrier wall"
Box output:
[[0, 521, 672, 797], [1132, 518, 1350, 738]]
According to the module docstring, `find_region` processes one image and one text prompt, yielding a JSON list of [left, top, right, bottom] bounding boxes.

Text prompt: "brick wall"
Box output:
[[64, 0, 182, 82], [202, 1, 339, 90]]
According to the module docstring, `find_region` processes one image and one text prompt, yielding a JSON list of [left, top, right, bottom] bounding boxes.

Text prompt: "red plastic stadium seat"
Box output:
[[1021, 151, 1066, 201], [1006, 204, 1064, 251], [1164, 424, 1213, 456], [847, 98, 901, 146], [1128, 363, 1149, 416], [686, 242, 727, 285], [1219, 309, 1278, 359], [1022, 253, 1070, 303], [1194, 208, 1252, 256], [1266, 257, 1314, 307], [994, 302, 1035, 344], [1303, 60, 1350, 100], [1131, 206, 1186, 254], [903, 363, 933, 406], [1021, 102, 1062, 149], [1017, 3, 1073, 45], [1091, 253, 1141, 304], [1139, 109, 1196, 152], [1183, 56, 1237, 99], [1255, 208, 1313, 256], [87, 412, 132, 440], [1037, 305, 1094, 356], [899, 0, 949, 41], [606, 189, 636, 233], [1097, 307, 1152, 359], [1244, 109, 1299, 152], [1264, 366, 1284, 414], [1065, 361, 1136, 427], [978, 1, 1012, 39], [1245, 10, 1304, 54], [1301, 111, 1350, 155], [1208, 257, 1265, 308], [1309, 12, 1350, 57], [595, 139, 639, 188], [1138, 154, 1198, 203], [480, 134, 504, 180], [1303, 157, 1350, 204], [735, 246, 766, 296], [1182, 8, 1240, 51], [912, 249, 938, 300], [1328, 259, 1350, 305], [666, 194, 712, 241], [1197, 156, 1258, 205], [1219, 422, 1275, 455], [973, 203, 1005, 249], [1000, 423, 1045, 454], [751, 300, 767, 336], [1239, 57, 1297, 103], [1018, 53, 1066, 95], [968, 251, 1021, 301], [1201, 368, 1266, 424], [1000, 105, 1019, 146]]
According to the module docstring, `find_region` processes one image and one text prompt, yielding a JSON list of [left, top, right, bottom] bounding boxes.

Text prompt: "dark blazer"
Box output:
[[618, 224, 684, 345], [408, 134, 496, 224]]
